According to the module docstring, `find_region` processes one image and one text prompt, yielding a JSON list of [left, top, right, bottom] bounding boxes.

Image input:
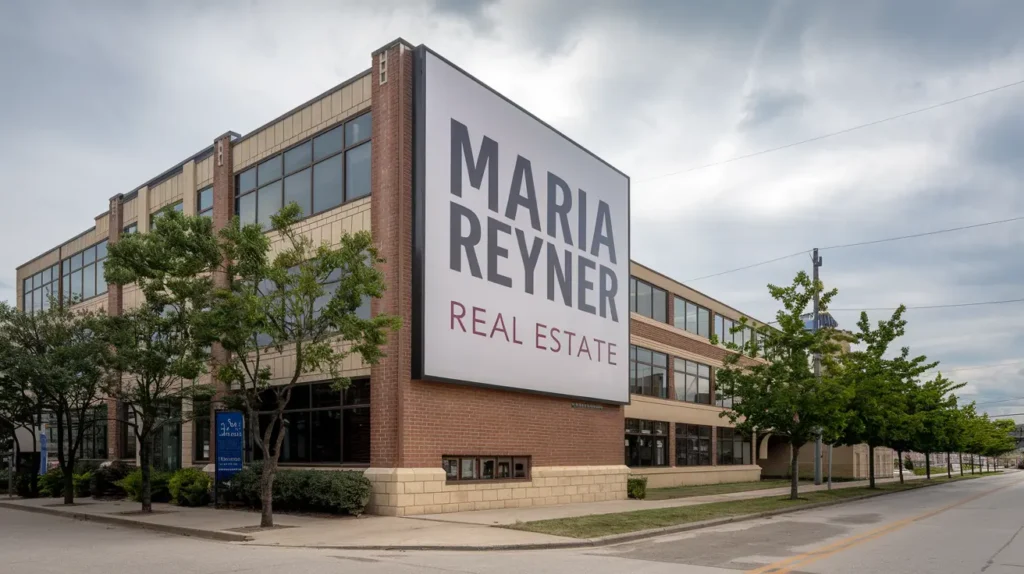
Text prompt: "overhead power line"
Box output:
[[976, 395, 1024, 407], [683, 214, 1024, 283], [926, 360, 1024, 375], [830, 298, 1024, 312], [641, 78, 1024, 182]]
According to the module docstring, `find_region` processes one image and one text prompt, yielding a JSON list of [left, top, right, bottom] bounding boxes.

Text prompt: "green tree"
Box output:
[[0, 302, 109, 503], [982, 418, 1017, 470], [716, 271, 852, 500], [911, 374, 964, 479], [101, 209, 219, 512], [0, 307, 47, 497], [209, 204, 400, 527]]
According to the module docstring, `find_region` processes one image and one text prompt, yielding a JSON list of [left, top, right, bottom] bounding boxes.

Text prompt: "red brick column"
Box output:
[[369, 40, 415, 468], [106, 194, 124, 459], [209, 133, 236, 463]]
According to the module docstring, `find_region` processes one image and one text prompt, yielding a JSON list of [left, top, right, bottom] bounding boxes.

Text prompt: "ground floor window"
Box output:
[[45, 404, 108, 461], [625, 418, 669, 467], [675, 423, 712, 466], [717, 427, 751, 465], [192, 399, 210, 462], [442, 456, 530, 481], [253, 379, 370, 465], [152, 401, 181, 471], [119, 402, 136, 459]]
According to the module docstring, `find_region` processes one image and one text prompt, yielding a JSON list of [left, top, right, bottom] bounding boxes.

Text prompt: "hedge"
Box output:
[[229, 462, 371, 516]]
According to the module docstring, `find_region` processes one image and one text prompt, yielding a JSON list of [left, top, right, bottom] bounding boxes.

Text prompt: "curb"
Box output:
[[0, 501, 253, 542], [246, 474, 1003, 551]]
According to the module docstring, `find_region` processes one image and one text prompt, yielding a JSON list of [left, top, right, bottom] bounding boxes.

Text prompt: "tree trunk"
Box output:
[[925, 453, 931, 480], [898, 450, 904, 484], [789, 444, 800, 500], [946, 453, 952, 478], [971, 454, 975, 475], [63, 468, 75, 505], [260, 459, 277, 528], [959, 452, 963, 476], [140, 433, 153, 513], [868, 445, 876, 489]]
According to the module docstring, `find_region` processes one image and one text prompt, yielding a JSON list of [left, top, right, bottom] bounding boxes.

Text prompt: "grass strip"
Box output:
[[508, 473, 998, 539], [646, 479, 793, 500]]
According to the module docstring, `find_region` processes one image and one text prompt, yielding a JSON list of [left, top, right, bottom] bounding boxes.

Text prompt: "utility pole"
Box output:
[[812, 248, 823, 486]]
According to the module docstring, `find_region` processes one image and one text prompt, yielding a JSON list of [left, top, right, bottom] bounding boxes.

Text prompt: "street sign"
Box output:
[[214, 411, 244, 482]]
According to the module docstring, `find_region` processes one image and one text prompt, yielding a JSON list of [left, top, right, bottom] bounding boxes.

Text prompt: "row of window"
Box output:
[[629, 345, 736, 407], [443, 456, 531, 481], [22, 263, 60, 313], [45, 405, 109, 460], [23, 239, 112, 312], [625, 419, 753, 468], [236, 112, 371, 230], [629, 277, 761, 349]]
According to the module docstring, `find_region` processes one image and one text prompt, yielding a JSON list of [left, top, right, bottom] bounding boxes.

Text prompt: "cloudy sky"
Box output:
[[1, 0, 1021, 417]]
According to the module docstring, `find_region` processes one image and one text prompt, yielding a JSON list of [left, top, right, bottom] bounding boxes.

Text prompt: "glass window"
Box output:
[[629, 277, 637, 313], [71, 253, 83, 271], [284, 141, 312, 175], [313, 154, 344, 214], [698, 307, 710, 338], [257, 181, 282, 230], [460, 458, 477, 480], [193, 400, 210, 462], [443, 458, 459, 480], [675, 424, 712, 466], [345, 142, 371, 201], [513, 457, 529, 478], [123, 223, 138, 235], [346, 112, 372, 145], [635, 281, 651, 317], [237, 192, 256, 227], [718, 428, 751, 465], [311, 382, 341, 408], [630, 278, 667, 323], [82, 265, 96, 299], [95, 240, 108, 260], [284, 168, 312, 218], [496, 458, 511, 479], [311, 410, 342, 463], [652, 285, 667, 323], [257, 156, 282, 185], [342, 408, 370, 464], [238, 167, 257, 193], [198, 187, 214, 217], [629, 345, 667, 398], [70, 270, 83, 299], [674, 358, 711, 405], [313, 126, 343, 161], [625, 419, 669, 468]]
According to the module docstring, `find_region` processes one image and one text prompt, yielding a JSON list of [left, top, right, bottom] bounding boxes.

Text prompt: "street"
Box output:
[[3, 473, 1023, 573]]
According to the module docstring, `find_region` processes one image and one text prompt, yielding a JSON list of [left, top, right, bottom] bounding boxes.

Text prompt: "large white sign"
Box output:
[[414, 48, 630, 404]]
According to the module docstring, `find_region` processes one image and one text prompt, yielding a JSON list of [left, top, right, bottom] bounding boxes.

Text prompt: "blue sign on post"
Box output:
[[215, 411, 244, 482], [38, 433, 48, 475]]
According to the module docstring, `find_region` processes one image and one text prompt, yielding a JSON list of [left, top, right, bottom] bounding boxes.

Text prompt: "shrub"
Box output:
[[627, 477, 648, 500], [118, 468, 173, 503], [0, 469, 8, 494], [903, 458, 914, 471], [74, 472, 93, 498], [15, 471, 37, 497], [90, 460, 132, 498], [39, 466, 65, 497], [169, 468, 212, 507], [228, 463, 371, 515]]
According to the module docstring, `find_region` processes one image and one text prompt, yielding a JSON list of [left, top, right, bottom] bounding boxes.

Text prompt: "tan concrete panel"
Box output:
[[122, 196, 138, 225], [181, 160, 196, 216], [341, 83, 353, 111], [61, 227, 106, 258], [70, 295, 107, 315], [122, 284, 145, 310], [150, 172, 184, 211], [95, 213, 109, 237], [196, 156, 213, 188], [137, 187, 150, 234], [625, 395, 734, 428]]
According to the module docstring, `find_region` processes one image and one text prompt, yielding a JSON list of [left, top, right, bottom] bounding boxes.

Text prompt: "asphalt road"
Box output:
[[3, 472, 1022, 574]]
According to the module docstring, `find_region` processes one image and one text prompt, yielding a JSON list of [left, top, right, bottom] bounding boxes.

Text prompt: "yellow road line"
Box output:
[[746, 476, 1022, 574]]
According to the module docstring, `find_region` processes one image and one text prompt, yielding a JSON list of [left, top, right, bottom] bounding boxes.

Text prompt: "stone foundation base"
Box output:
[[364, 465, 629, 516], [632, 465, 761, 488]]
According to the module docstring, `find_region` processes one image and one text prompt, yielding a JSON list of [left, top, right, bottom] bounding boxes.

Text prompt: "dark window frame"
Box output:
[[23, 262, 60, 314], [673, 357, 712, 405], [234, 111, 372, 229], [629, 276, 668, 323], [192, 399, 211, 462], [629, 345, 669, 399], [674, 296, 711, 338], [197, 186, 214, 219], [442, 455, 531, 483], [252, 379, 370, 466], [717, 427, 752, 465], [625, 418, 670, 468], [675, 423, 712, 466], [59, 239, 108, 307]]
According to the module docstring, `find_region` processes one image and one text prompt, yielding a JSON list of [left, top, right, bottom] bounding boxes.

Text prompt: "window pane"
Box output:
[[513, 457, 528, 478], [636, 347, 652, 364], [636, 281, 652, 318], [715, 315, 724, 341], [71, 270, 83, 299], [96, 241, 108, 261], [62, 276, 71, 302], [313, 154, 344, 213], [237, 192, 256, 227], [481, 459, 495, 479], [344, 379, 370, 405], [257, 181, 283, 230], [651, 287, 666, 323], [346, 112, 372, 145], [652, 351, 667, 368], [342, 407, 370, 464], [629, 278, 637, 313], [198, 187, 213, 212], [356, 295, 371, 320], [698, 307, 710, 338], [257, 156, 282, 185], [284, 168, 312, 218], [652, 367, 667, 398], [71, 253, 83, 271], [684, 301, 696, 333], [444, 459, 459, 480], [286, 385, 310, 410], [686, 373, 698, 402], [32, 288, 40, 311], [496, 458, 511, 479], [284, 141, 312, 175], [636, 363, 652, 395], [311, 410, 341, 463], [461, 458, 477, 480], [346, 141, 371, 201], [173, 202, 183, 212], [311, 382, 341, 408], [280, 412, 310, 463], [83, 264, 96, 299], [23, 278, 30, 295], [313, 126, 343, 161], [238, 168, 257, 193]]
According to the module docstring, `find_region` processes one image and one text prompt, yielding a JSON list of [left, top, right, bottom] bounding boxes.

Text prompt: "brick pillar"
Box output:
[[369, 40, 414, 469], [208, 133, 235, 463], [106, 194, 125, 459]]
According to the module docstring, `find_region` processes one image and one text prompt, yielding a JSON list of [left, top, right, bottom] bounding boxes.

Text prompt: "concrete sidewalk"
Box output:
[[413, 473, 931, 526], [0, 497, 571, 550]]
